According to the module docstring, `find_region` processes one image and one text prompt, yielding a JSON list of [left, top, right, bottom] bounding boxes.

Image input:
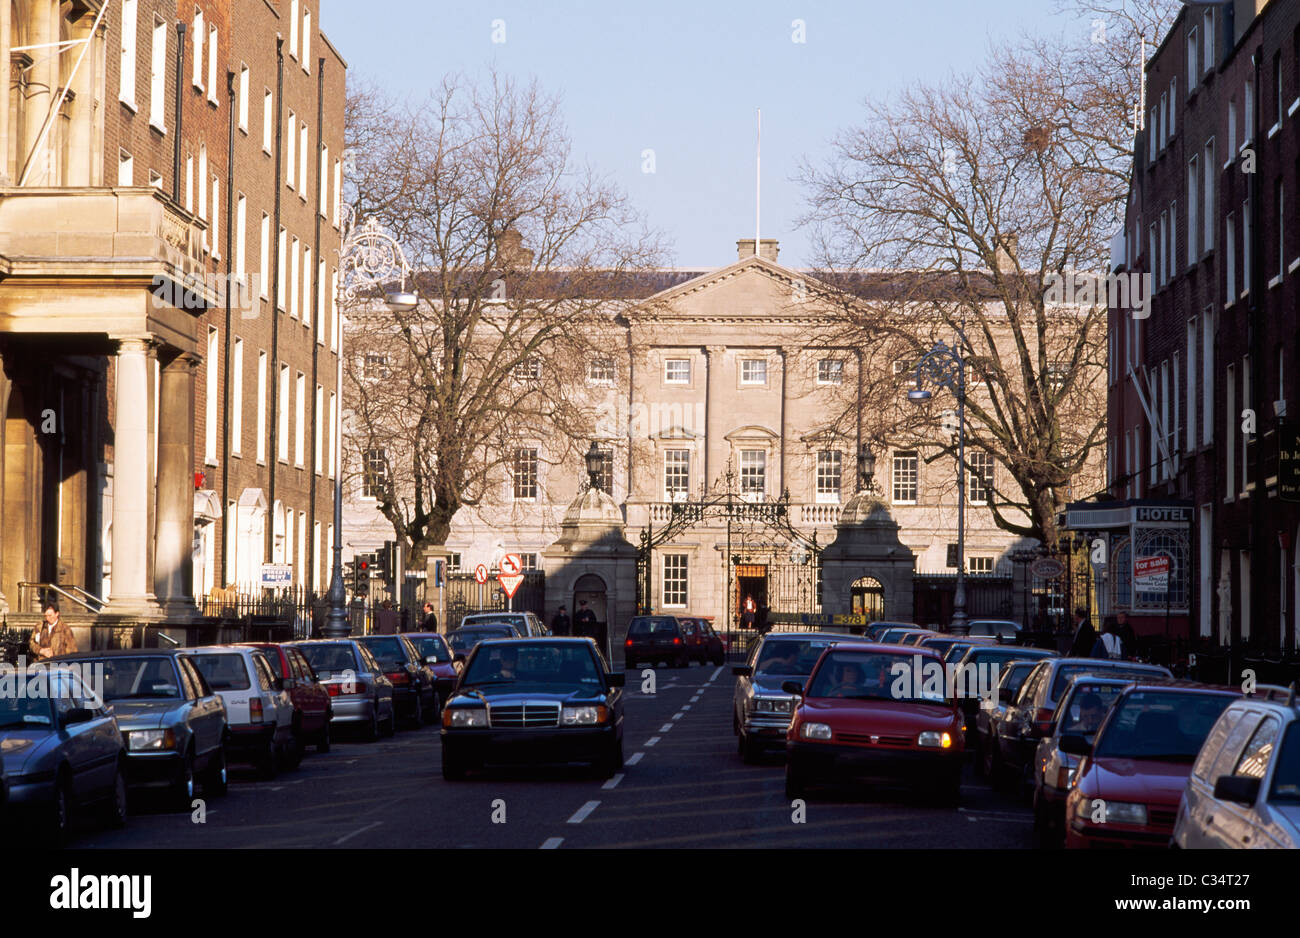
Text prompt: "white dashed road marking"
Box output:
[[333, 821, 381, 845], [626, 752, 644, 765], [672, 712, 684, 720], [644, 736, 661, 747], [709, 666, 724, 682], [540, 837, 564, 849], [659, 723, 674, 733], [602, 773, 624, 790], [567, 800, 601, 824]]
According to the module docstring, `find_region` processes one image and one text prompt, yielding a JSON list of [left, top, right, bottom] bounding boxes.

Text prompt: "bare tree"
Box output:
[[796, 2, 1174, 546], [343, 71, 665, 569]]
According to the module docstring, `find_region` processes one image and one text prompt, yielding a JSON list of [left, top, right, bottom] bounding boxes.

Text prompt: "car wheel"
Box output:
[[317, 718, 332, 753], [1033, 790, 1058, 849], [47, 773, 72, 847], [100, 761, 128, 829], [410, 694, 423, 729], [784, 762, 806, 801], [257, 735, 279, 780], [364, 707, 380, 742], [286, 730, 305, 771], [381, 705, 397, 738], [740, 733, 761, 765], [972, 734, 987, 777], [171, 749, 198, 810], [986, 741, 1006, 791], [204, 744, 229, 797], [597, 737, 624, 779], [441, 749, 467, 781]]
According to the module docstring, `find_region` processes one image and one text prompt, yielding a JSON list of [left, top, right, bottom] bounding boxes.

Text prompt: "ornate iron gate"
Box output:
[[443, 571, 545, 630]]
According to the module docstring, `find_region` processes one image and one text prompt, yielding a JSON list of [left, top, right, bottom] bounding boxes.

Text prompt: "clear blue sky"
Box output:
[[324, 0, 1084, 269]]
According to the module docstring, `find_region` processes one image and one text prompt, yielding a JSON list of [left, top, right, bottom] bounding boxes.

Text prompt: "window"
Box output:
[[740, 359, 768, 385], [1187, 26, 1198, 92], [290, 236, 300, 318], [333, 158, 342, 227], [319, 145, 329, 215], [587, 358, 615, 385], [1242, 355, 1252, 493], [1245, 77, 1254, 143], [968, 452, 994, 504], [1274, 52, 1284, 130], [277, 227, 287, 310], [1148, 107, 1157, 163], [278, 364, 290, 462], [816, 450, 842, 502], [1203, 9, 1214, 74], [317, 258, 326, 344], [664, 450, 689, 500], [1186, 318, 1197, 451], [231, 339, 244, 457], [1226, 211, 1237, 299], [237, 65, 248, 132], [302, 9, 312, 72], [362, 448, 387, 499], [968, 557, 994, 575], [263, 90, 273, 154], [892, 451, 918, 504], [740, 449, 766, 499], [1187, 154, 1199, 264], [512, 448, 538, 500], [117, 149, 133, 186], [256, 351, 267, 463], [295, 371, 305, 466], [191, 8, 203, 90], [303, 247, 312, 329], [512, 357, 541, 383], [1228, 98, 1237, 156], [364, 352, 390, 380], [327, 391, 336, 479], [1242, 199, 1252, 293], [260, 213, 270, 299], [120, 0, 138, 108], [149, 15, 167, 128], [286, 111, 296, 187], [1226, 363, 1236, 497], [1169, 78, 1176, 138], [185, 153, 193, 211], [148, 170, 162, 189], [664, 358, 691, 384], [1203, 139, 1215, 251], [289, 0, 299, 59], [662, 555, 688, 607], [235, 195, 247, 281], [1276, 179, 1285, 279], [207, 25, 217, 104], [197, 146, 207, 227], [205, 327, 218, 464], [1202, 307, 1214, 444], [817, 359, 843, 384], [210, 177, 220, 258], [330, 270, 339, 351], [447, 553, 461, 571], [1160, 91, 1168, 149], [299, 122, 309, 197]]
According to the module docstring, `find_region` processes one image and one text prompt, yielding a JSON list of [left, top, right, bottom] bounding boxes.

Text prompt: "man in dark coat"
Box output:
[[1067, 607, 1096, 657], [573, 600, 597, 638], [375, 600, 400, 635], [419, 602, 439, 632], [550, 605, 571, 636]]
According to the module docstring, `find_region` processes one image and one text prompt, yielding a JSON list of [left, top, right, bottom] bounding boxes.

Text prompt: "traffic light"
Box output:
[[379, 540, 396, 581], [354, 556, 372, 596]]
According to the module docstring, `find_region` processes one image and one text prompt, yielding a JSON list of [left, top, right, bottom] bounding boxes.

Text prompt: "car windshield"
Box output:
[[464, 616, 524, 630], [1055, 683, 1128, 739], [1271, 722, 1300, 802], [944, 644, 972, 665], [86, 656, 182, 699], [1092, 691, 1235, 761], [408, 636, 451, 663], [1049, 663, 1167, 701], [0, 686, 54, 727], [187, 653, 252, 691], [296, 644, 358, 679], [628, 617, 678, 636], [450, 628, 513, 653], [461, 643, 602, 691], [359, 637, 407, 668], [807, 650, 951, 705], [1002, 663, 1036, 698], [755, 640, 836, 676]]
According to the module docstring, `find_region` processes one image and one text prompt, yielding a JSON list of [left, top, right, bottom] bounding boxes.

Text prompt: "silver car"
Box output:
[[731, 632, 853, 763], [287, 640, 396, 741], [460, 611, 549, 637]]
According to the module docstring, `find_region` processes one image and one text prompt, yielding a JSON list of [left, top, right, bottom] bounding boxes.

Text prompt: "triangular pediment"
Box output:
[[635, 255, 823, 320]]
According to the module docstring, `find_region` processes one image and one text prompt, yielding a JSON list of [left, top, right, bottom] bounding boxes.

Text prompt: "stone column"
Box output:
[[107, 337, 160, 616], [703, 345, 724, 487], [155, 351, 199, 618], [0, 351, 9, 612], [21, 0, 53, 185], [0, 0, 11, 185], [67, 16, 94, 186]]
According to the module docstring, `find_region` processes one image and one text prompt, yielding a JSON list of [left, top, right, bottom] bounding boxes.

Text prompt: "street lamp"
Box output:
[[323, 208, 416, 638], [584, 441, 604, 492], [857, 443, 877, 494], [907, 338, 968, 631]]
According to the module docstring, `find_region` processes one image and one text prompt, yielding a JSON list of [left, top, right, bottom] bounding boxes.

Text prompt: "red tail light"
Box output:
[[387, 671, 410, 685], [326, 681, 367, 697], [249, 697, 264, 723], [673, 637, 681, 645], [625, 639, 633, 647], [1034, 707, 1055, 734]]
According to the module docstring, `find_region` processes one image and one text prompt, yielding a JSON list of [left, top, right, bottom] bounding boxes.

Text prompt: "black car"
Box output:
[[55, 649, 229, 808], [355, 635, 438, 727], [440, 638, 625, 779], [448, 624, 521, 658], [624, 615, 687, 669], [950, 645, 1059, 747]]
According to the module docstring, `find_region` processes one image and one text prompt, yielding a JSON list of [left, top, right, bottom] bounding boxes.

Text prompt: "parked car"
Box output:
[[878, 627, 931, 645], [950, 645, 1058, 748], [678, 617, 726, 666], [239, 642, 333, 754], [404, 632, 463, 706], [287, 640, 397, 740], [182, 646, 296, 778], [784, 643, 965, 804], [448, 624, 522, 658], [919, 635, 973, 659], [731, 632, 854, 763], [1063, 681, 1240, 848], [0, 665, 128, 843], [862, 621, 921, 641], [1174, 690, 1300, 848], [953, 619, 1023, 644], [941, 636, 999, 666], [624, 615, 688, 669], [56, 648, 228, 807], [972, 659, 1041, 777], [995, 657, 1174, 793], [1030, 674, 1145, 847], [458, 611, 549, 637], [356, 634, 438, 727], [440, 638, 625, 779], [900, 630, 939, 647]]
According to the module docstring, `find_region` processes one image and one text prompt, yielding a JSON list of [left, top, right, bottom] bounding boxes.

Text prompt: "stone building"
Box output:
[[0, 0, 346, 641]]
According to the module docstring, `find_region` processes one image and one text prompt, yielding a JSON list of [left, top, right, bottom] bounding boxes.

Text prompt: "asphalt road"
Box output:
[[75, 664, 1034, 849]]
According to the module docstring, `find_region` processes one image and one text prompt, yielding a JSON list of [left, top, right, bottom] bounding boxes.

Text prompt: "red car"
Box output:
[[784, 643, 965, 804], [678, 616, 726, 666], [404, 632, 463, 707], [239, 642, 333, 756], [1063, 681, 1240, 848]]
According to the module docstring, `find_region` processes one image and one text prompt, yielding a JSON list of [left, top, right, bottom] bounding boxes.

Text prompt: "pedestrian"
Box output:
[[29, 601, 77, 660], [550, 604, 571, 636], [375, 599, 400, 635], [419, 602, 439, 633], [1091, 616, 1125, 660], [573, 600, 597, 638], [742, 594, 757, 630], [1115, 610, 1136, 659], [1067, 606, 1096, 657], [756, 604, 770, 634]]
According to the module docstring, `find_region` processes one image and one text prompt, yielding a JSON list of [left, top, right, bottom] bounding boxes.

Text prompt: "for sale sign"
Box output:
[[1134, 554, 1170, 592]]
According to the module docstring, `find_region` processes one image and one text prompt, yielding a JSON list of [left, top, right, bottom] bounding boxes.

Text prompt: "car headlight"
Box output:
[[445, 708, 488, 728], [800, 722, 832, 740], [754, 698, 794, 714], [1076, 798, 1147, 826], [917, 731, 954, 749], [127, 729, 176, 751], [561, 706, 608, 725]]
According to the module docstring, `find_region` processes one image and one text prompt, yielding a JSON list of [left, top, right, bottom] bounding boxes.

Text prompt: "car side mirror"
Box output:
[[781, 680, 805, 696], [1059, 734, 1092, 756], [607, 672, 625, 687], [733, 665, 752, 677], [62, 707, 95, 727], [998, 687, 1014, 704], [1213, 774, 1261, 805]]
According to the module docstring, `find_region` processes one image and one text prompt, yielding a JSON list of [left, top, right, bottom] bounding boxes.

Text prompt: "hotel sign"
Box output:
[[1281, 428, 1300, 504]]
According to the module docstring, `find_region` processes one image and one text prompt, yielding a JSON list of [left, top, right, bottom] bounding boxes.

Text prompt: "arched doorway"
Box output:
[[573, 573, 608, 656], [850, 576, 885, 620]]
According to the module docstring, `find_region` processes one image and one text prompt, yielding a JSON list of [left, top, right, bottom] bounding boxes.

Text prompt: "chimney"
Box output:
[[496, 229, 534, 268], [994, 234, 1018, 273], [737, 238, 779, 263]]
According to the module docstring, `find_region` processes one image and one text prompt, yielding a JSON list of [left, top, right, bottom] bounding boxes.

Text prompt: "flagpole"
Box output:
[[755, 108, 761, 251]]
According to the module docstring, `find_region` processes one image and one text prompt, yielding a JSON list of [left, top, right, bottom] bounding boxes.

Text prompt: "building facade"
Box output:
[[1101, 0, 1300, 658], [0, 0, 346, 636]]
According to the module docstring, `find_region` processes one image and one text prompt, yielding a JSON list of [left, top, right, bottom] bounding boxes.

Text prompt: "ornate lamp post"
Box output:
[[584, 441, 604, 492], [857, 442, 878, 494], [907, 338, 968, 631], [323, 207, 417, 638]]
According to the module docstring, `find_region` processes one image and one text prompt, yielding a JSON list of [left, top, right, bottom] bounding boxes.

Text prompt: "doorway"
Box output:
[[572, 573, 609, 658], [735, 563, 768, 628], [850, 576, 885, 620]]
